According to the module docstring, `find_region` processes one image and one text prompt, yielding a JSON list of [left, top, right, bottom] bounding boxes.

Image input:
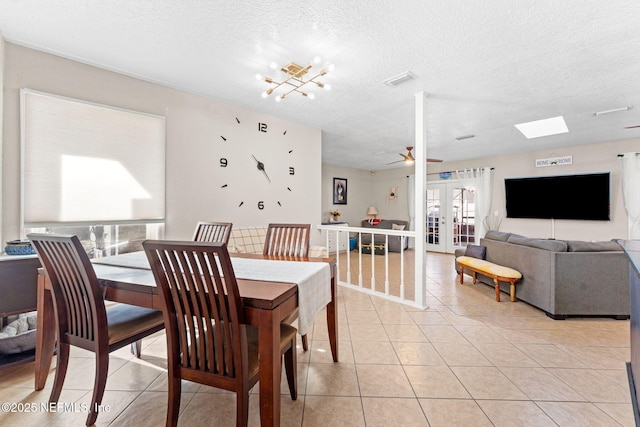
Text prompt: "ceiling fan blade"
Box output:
[[386, 159, 404, 165], [625, 125, 640, 129], [427, 158, 443, 163]]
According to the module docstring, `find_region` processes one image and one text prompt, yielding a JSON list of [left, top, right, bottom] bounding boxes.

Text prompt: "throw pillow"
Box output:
[[391, 223, 405, 231], [464, 244, 487, 260]]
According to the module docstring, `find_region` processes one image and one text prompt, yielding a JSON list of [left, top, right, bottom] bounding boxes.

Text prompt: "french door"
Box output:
[[426, 181, 476, 253]]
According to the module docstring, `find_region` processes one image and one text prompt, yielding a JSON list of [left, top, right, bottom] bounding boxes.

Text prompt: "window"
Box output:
[[25, 223, 163, 258], [21, 90, 166, 256]]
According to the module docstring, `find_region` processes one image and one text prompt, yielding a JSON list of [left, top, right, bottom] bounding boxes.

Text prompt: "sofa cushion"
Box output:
[[507, 235, 568, 252], [484, 230, 511, 242], [391, 223, 405, 231], [464, 244, 487, 260], [565, 240, 622, 252]]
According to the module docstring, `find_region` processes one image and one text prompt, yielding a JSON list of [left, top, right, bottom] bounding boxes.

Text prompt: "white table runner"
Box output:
[[93, 251, 331, 334]]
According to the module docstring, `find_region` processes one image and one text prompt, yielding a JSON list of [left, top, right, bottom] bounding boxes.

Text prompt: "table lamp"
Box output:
[[367, 206, 378, 219]]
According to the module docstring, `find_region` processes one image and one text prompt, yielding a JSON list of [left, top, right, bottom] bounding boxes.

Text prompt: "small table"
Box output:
[[456, 255, 522, 302]]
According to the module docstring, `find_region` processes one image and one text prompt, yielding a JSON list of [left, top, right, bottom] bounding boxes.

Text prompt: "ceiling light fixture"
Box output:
[[515, 116, 569, 139], [258, 59, 333, 102], [594, 106, 632, 116]]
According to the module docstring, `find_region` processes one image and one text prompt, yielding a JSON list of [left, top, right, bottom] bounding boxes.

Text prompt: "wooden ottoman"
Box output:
[[456, 255, 522, 302]]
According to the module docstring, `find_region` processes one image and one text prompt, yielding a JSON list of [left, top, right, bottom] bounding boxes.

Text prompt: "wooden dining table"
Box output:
[[34, 251, 338, 427]]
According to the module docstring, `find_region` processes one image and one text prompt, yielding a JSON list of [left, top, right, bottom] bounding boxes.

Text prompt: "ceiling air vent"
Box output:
[[382, 71, 417, 87]]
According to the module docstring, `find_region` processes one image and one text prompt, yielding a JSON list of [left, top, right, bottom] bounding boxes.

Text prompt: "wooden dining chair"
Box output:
[[192, 221, 233, 244], [142, 240, 297, 427], [263, 223, 311, 350], [263, 223, 310, 258], [28, 234, 165, 426]]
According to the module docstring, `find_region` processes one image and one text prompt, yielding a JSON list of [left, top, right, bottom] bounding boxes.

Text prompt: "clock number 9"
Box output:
[[258, 201, 265, 210], [220, 158, 228, 167]]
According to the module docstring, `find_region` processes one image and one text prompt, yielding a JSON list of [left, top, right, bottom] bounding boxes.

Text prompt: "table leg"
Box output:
[[326, 268, 339, 363], [258, 308, 281, 427], [494, 278, 501, 302], [35, 274, 55, 390]]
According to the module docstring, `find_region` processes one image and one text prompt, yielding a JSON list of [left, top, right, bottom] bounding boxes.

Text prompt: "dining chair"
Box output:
[[263, 223, 311, 350], [142, 240, 297, 427], [192, 221, 233, 244], [28, 234, 165, 426], [263, 223, 310, 258]]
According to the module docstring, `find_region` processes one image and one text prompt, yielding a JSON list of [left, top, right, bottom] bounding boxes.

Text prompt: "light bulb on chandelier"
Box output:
[[259, 58, 333, 101]]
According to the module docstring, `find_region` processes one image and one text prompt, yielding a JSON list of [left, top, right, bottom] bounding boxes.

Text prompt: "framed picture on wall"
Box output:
[[333, 178, 347, 205]]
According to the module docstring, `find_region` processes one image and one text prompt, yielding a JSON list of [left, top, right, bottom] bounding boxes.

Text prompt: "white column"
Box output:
[[413, 92, 428, 309]]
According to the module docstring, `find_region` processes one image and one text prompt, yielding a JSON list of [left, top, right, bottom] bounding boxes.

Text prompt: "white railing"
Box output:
[[316, 224, 420, 308]]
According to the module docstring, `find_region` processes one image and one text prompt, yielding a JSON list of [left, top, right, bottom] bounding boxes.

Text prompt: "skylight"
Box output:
[[515, 116, 568, 139]]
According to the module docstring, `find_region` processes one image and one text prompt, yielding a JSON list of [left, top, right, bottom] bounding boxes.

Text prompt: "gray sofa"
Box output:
[[455, 230, 629, 319], [360, 220, 409, 253]]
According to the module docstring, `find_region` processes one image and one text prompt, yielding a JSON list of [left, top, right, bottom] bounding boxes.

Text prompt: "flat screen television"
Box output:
[[504, 172, 610, 221]]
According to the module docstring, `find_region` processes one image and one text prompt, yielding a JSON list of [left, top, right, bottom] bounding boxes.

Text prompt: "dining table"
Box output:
[[34, 250, 338, 427]]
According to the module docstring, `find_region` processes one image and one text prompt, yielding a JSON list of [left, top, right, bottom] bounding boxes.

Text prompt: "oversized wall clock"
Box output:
[[217, 117, 297, 210]]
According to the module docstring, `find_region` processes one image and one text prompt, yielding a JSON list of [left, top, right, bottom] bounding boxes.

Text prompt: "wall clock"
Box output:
[[218, 117, 297, 210]]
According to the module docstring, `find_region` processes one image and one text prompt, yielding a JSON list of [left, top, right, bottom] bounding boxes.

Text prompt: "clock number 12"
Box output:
[[258, 122, 268, 133]]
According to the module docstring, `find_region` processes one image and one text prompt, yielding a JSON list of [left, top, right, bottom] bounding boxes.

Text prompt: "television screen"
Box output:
[[504, 172, 610, 221]]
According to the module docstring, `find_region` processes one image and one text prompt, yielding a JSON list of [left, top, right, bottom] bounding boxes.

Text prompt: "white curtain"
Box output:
[[455, 167, 493, 240], [619, 153, 640, 239], [407, 174, 415, 248]]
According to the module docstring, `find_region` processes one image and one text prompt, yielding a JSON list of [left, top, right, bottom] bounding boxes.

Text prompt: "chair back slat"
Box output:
[[192, 221, 233, 244], [144, 240, 245, 378], [263, 223, 310, 257], [29, 234, 106, 344]]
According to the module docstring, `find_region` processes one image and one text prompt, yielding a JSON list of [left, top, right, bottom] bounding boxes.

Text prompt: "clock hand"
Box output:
[[252, 154, 271, 183]]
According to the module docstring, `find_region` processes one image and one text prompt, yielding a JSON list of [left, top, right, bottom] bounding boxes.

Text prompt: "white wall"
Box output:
[[2, 43, 322, 243], [321, 164, 372, 226], [426, 139, 640, 241], [322, 138, 638, 242], [321, 164, 412, 228], [368, 168, 412, 221]]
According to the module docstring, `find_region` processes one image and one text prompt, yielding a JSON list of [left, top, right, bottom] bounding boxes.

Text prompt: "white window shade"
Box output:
[[21, 90, 165, 225]]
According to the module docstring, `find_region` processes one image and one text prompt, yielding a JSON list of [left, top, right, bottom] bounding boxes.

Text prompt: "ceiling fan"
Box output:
[[386, 146, 443, 165]]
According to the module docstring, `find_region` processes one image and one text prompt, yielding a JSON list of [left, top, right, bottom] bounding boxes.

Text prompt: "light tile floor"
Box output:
[[0, 252, 634, 426]]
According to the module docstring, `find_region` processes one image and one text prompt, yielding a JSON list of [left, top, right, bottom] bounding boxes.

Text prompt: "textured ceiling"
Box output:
[[1, 0, 639, 170]]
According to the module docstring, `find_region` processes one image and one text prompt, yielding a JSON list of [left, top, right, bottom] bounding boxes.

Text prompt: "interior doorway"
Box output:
[[426, 181, 476, 253]]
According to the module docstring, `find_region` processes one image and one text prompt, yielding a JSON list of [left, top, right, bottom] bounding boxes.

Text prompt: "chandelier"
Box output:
[[258, 58, 333, 101]]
